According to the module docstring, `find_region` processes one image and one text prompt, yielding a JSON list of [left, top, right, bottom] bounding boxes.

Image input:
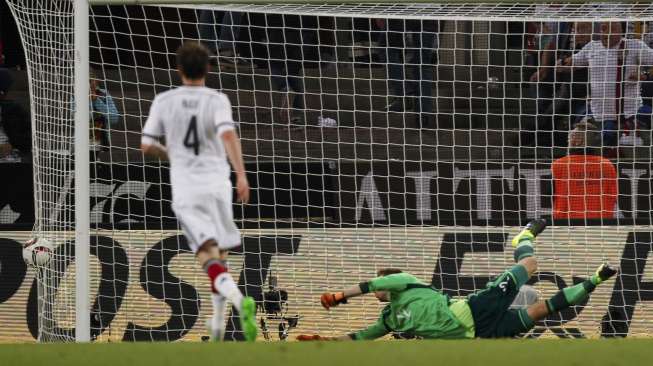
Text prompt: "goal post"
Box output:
[[74, 0, 91, 344], [6, 0, 653, 343]]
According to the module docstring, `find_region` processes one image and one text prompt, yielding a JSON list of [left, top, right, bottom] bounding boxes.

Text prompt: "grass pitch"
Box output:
[[1, 339, 649, 366]]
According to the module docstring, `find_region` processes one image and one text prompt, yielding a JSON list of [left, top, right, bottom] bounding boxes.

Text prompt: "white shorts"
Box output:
[[172, 190, 241, 253]]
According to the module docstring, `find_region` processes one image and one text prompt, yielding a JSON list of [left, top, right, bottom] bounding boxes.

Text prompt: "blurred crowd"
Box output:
[[3, 5, 653, 223]]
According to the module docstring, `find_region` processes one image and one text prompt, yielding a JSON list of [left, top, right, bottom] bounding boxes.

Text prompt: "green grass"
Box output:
[[2, 339, 650, 366]]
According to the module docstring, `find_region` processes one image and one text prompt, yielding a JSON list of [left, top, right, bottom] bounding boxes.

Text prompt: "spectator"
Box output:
[[561, 21, 653, 147], [199, 10, 248, 65], [551, 120, 617, 220], [564, 22, 593, 120], [89, 69, 120, 159], [265, 13, 308, 129], [248, 14, 338, 129], [638, 22, 653, 108], [531, 22, 592, 148], [528, 19, 570, 108], [382, 19, 438, 128], [0, 68, 31, 162]]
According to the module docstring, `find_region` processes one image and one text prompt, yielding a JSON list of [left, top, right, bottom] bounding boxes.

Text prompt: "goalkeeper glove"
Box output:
[[320, 292, 347, 309]]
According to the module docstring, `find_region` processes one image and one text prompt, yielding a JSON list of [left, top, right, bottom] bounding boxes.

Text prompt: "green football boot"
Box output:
[[511, 219, 547, 247], [240, 296, 258, 341], [593, 263, 618, 285]]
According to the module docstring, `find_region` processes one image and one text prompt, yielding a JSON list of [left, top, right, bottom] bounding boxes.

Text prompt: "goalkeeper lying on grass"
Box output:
[[299, 220, 617, 340]]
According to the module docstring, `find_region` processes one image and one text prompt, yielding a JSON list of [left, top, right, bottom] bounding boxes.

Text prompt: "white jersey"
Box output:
[[141, 86, 235, 200], [572, 39, 653, 122]]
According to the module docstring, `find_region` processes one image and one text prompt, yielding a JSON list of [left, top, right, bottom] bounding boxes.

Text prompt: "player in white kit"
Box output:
[[140, 42, 257, 341]]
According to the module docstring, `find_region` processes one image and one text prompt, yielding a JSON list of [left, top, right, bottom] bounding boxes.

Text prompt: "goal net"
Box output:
[[5, 0, 653, 342]]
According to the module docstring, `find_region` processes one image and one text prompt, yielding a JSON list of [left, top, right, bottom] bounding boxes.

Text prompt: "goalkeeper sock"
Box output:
[[214, 272, 244, 313], [512, 219, 546, 262], [545, 280, 596, 314], [513, 238, 534, 263], [545, 263, 617, 314]]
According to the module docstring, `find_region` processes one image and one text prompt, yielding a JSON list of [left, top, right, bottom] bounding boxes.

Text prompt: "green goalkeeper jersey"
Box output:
[[352, 273, 475, 340]]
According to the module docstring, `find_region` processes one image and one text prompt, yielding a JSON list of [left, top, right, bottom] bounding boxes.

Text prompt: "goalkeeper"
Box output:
[[299, 220, 617, 340]]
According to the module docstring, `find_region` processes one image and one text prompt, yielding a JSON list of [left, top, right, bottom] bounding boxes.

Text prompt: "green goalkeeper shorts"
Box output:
[[467, 264, 533, 338]]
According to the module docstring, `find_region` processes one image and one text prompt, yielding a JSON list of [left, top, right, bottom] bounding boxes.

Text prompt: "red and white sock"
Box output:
[[204, 259, 227, 293], [214, 272, 243, 312], [204, 259, 243, 312]]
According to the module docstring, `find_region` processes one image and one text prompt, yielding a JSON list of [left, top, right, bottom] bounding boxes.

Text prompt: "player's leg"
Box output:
[[493, 218, 548, 303], [511, 218, 547, 278], [493, 264, 618, 338], [210, 191, 258, 341], [196, 244, 237, 338], [527, 263, 618, 322], [501, 218, 546, 300], [174, 194, 256, 341], [468, 220, 547, 337], [174, 200, 229, 340], [196, 242, 257, 341], [197, 243, 243, 311], [196, 243, 233, 341]]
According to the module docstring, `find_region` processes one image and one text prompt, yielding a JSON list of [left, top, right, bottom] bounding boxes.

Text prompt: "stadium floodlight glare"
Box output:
[[6, 0, 653, 343]]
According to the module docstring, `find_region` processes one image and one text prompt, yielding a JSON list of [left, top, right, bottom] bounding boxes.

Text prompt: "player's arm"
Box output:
[[320, 273, 420, 309], [296, 334, 354, 341], [298, 315, 389, 341], [349, 317, 390, 340], [221, 129, 249, 204], [141, 137, 168, 160], [141, 98, 168, 160], [216, 94, 250, 204]]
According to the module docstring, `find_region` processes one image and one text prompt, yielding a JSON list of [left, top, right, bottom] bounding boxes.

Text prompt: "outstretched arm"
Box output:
[[296, 334, 353, 341], [321, 273, 421, 309], [298, 316, 389, 341]]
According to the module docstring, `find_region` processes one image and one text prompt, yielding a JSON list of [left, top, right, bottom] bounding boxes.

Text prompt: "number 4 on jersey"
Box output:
[[183, 116, 199, 155]]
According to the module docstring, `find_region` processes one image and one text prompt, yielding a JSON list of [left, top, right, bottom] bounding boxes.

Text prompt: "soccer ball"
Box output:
[[22, 237, 54, 267]]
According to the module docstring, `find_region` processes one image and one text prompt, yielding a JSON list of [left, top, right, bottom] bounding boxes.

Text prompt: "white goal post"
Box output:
[[75, 0, 91, 344], [5, 0, 653, 343]]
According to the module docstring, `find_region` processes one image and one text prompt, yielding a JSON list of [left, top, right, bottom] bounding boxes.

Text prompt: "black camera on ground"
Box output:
[[262, 287, 288, 314], [260, 276, 300, 341]]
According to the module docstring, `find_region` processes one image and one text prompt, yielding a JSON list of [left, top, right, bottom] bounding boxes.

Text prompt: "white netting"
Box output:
[[6, 0, 77, 342], [5, 1, 653, 342], [178, 3, 653, 21]]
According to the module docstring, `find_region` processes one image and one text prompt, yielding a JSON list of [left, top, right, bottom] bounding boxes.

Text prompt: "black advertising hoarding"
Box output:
[[331, 160, 653, 225], [0, 160, 652, 226], [37, 160, 335, 227], [1, 227, 651, 341]]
